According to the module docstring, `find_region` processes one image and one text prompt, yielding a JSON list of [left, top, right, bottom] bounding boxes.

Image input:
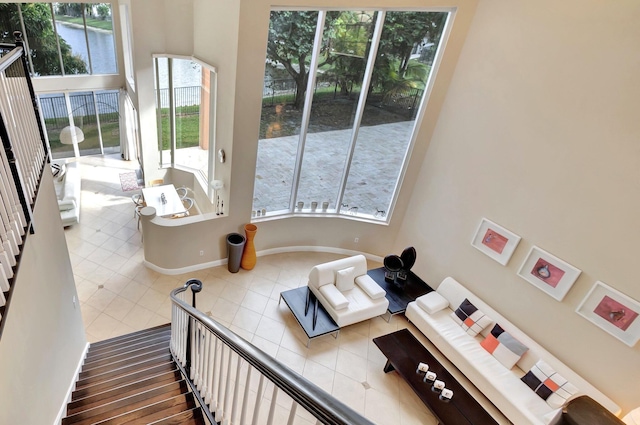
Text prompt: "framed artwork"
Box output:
[[576, 281, 640, 347], [517, 246, 581, 301], [470, 218, 521, 265]]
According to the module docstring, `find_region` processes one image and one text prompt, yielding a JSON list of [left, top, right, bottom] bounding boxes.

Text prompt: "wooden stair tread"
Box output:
[[87, 330, 171, 359], [80, 347, 171, 379], [67, 370, 183, 415], [147, 407, 206, 425], [82, 340, 170, 371], [75, 354, 172, 389], [92, 392, 196, 425], [72, 362, 177, 400], [62, 380, 189, 425], [85, 334, 171, 363], [88, 324, 170, 349]]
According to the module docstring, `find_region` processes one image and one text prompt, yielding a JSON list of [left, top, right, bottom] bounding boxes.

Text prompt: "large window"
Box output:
[[253, 10, 449, 221], [0, 2, 117, 76], [154, 56, 217, 199], [39, 90, 121, 159]]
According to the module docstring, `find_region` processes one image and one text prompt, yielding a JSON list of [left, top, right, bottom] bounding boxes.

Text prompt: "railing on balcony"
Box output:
[[0, 33, 49, 333], [170, 280, 376, 425]]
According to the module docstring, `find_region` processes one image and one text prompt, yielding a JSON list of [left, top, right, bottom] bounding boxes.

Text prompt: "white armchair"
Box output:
[[307, 255, 389, 327]]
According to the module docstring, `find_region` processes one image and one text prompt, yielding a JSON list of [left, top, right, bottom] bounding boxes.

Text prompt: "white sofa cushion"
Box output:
[[481, 323, 529, 369], [522, 360, 579, 408], [319, 283, 349, 310], [451, 298, 492, 336], [336, 266, 355, 291], [355, 274, 385, 300], [416, 291, 449, 314]]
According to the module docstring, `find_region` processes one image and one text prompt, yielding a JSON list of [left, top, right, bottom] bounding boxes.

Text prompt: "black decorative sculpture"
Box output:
[[384, 247, 417, 284], [397, 247, 417, 281], [383, 254, 403, 282]]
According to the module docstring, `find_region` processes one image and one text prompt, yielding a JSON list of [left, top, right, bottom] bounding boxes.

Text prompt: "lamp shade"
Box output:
[[59, 126, 85, 145]]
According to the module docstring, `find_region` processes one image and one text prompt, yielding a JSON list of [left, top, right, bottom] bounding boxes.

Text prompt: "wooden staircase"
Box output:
[[61, 324, 207, 425]]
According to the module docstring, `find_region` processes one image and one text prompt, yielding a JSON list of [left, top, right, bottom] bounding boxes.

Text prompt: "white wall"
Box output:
[[0, 170, 86, 425], [396, 0, 640, 414]]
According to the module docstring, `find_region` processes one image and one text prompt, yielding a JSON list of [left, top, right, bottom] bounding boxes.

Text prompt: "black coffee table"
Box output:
[[374, 329, 498, 425], [367, 267, 432, 321], [279, 287, 339, 347]]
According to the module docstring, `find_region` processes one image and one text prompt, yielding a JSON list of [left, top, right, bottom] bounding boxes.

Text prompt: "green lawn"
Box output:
[[158, 113, 200, 150], [54, 15, 113, 31], [48, 121, 119, 154]]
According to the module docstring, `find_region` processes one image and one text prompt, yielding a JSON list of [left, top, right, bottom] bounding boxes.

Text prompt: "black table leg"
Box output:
[[383, 359, 396, 373], [313, 297, 318, 330]]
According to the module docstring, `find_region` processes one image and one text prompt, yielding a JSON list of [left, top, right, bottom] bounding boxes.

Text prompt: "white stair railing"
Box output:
[[170, 280, 375, 425], [0, 35, 49, 333]]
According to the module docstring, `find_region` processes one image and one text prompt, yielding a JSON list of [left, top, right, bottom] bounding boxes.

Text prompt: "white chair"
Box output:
[[307, 255, 389, 328], [131, 193, 145, 229], [171, 197, 195, 218], [175, 186, 188, 199]]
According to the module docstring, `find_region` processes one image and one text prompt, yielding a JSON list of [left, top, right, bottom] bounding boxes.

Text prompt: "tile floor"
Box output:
[[64, 154, 441, 424]]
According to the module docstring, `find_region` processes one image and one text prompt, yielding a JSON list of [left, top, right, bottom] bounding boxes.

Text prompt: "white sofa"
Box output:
[[308, 255, 389, 327], [406, 277, 621, 425], [52, 160, 81, 226]]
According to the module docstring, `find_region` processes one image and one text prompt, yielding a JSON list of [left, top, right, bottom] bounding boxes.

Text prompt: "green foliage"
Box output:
[[96, 4, 111, 21], [374, 12, 446, 85], [266, 11, 319, 108], [0, 3, 87, 76], [265, 10, 446, 108]]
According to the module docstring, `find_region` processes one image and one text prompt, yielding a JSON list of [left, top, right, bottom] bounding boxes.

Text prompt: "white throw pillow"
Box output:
[[319, 284, 349, 310], [416, 292, 449, 314], [335, 266, 355, 292]]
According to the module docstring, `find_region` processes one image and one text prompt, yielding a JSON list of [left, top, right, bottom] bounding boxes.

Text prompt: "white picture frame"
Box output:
[[470, 218, 521, 266], [576, 281, 640, 347], [517, 246, 581, 301]]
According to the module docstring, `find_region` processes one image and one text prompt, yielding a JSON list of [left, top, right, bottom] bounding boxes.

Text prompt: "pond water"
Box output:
[[55, 22, 117, 75]]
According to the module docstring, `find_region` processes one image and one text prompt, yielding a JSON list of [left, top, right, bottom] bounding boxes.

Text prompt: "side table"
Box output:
[[367, 267, 433, 321]]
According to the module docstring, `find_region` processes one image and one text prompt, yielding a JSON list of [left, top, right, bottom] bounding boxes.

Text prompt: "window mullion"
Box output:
[[335, 10, 386, 212], [16, 5, 35, 75], [63, 93, 79, 157], [81, 6, 94, 74], [49, 4, 65, 76], [289, 11, 326, 212], [168, 58, 176, 168], [92, 92, 104, 154]]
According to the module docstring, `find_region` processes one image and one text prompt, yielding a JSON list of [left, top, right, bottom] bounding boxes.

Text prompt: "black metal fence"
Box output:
[[39, 91, 120, 130], [156, 86, 200, 115]]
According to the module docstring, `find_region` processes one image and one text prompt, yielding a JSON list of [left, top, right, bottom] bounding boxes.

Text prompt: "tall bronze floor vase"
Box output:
[[240, 224, 257, 270]]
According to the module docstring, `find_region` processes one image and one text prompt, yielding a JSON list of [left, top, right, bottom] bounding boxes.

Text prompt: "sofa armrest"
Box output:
[[355, 275, 386, 300], [319, 284, 349, 310], [58, 199, 77, 212]]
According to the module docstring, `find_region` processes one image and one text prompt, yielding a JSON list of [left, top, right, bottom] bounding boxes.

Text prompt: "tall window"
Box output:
[[154, 56, 217, 199], [39, 90, 121, 159], [253, 10, 449, 221], [0, 2, 117, 76]]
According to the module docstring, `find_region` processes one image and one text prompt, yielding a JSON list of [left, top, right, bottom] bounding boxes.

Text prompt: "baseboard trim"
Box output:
[[143, 246, 383, 275], [54, 342, 89, 425]]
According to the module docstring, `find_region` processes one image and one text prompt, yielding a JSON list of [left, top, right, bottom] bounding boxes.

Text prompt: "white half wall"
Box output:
[[0, 169, 87, 425]]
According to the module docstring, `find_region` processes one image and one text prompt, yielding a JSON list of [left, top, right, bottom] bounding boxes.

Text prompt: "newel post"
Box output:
[[184, 279, 202, 373]]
